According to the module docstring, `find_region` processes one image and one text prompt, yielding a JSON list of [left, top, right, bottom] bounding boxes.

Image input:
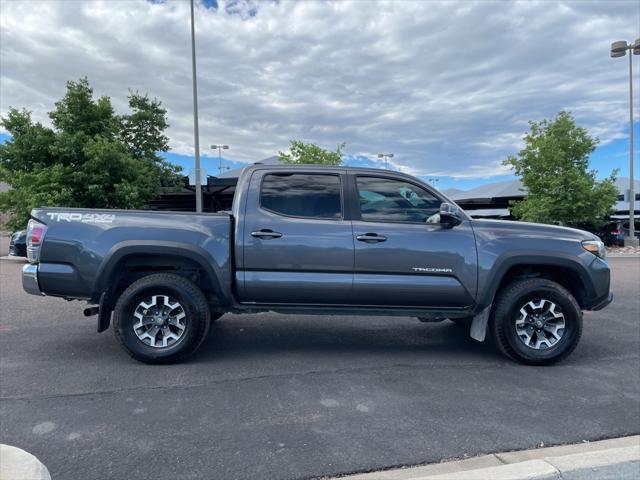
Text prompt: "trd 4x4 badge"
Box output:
[[46, 212, 115, 224]]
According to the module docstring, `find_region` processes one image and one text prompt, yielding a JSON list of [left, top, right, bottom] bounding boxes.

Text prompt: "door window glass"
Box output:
[[356, 176, 441, 223], [260, 173, 342, 219]]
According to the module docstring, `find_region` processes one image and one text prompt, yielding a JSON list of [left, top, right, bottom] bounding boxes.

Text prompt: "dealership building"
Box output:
[[442, 177, 640, 222]]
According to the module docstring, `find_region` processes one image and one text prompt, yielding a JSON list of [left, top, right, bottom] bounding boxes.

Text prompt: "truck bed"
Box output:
[[31, 208, 233, 303]]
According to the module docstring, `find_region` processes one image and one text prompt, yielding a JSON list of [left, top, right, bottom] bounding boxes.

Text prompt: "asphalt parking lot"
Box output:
[[1, 255, 639, 480]]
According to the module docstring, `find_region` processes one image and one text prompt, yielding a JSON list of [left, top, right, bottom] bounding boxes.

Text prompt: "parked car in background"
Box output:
[[619, 220, 640, 243], [595, 221, 640, 247], [9, 229, 26, 257], [594, 223, 623, 247]]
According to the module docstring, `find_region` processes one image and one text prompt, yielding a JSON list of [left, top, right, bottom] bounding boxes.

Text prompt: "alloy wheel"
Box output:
[[515, 298, 566, 350], [132, 295, 187, 348]]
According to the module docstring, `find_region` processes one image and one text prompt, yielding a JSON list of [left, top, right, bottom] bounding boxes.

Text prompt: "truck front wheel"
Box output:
[[490, 278, 582, 365], [113, 273, 211, 364]]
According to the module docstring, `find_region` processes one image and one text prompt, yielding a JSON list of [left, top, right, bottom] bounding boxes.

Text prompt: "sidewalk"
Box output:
[[333, 435, 639, 480], [0, 444, 51, 480], [606, 246, 640, 257]]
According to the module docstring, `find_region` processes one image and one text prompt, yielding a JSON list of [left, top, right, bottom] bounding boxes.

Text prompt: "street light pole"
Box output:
[[190, 0, 202, 213], [210, 145, 230, 174], [377, 153, 394, 169], [628, 48, 635, 246], [611, 39, 639, 247]]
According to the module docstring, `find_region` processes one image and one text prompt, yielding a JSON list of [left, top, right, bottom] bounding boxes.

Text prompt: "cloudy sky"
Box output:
[[1, 0, 639, 189]]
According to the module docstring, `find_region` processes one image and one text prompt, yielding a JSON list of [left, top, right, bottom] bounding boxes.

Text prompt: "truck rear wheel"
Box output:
[[113, 273, 211, 364], [490, 278, 582, 365]]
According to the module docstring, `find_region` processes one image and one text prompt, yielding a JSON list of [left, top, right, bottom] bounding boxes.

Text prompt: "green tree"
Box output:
[[502, 111, 618, 229], [0, 78, 181, 230], [278, 140, 345, 165]]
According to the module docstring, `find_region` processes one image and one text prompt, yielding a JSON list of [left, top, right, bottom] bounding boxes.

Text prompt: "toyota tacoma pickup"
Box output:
[[22, 165, 613, 365]]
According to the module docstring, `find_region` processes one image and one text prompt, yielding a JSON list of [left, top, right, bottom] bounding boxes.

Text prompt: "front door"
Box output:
[[350, 174, 477, 307], [238, 169, 354, 304]]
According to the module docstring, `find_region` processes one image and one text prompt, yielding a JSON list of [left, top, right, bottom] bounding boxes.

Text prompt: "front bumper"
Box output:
[[590, 291, 614, 311], [22, 264, 43, 296]]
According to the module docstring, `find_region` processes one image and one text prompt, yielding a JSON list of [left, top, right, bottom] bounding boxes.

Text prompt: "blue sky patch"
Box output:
[[1, 131, 635, 192]]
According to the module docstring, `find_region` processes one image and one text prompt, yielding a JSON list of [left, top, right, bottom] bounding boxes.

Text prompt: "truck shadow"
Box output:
[[192, 314, 501, 363]]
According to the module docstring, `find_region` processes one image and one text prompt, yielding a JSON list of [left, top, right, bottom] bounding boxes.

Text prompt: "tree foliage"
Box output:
[[278, 140, 345, 165], [503, 111, 618, 229], [0, 78, 181, 230]]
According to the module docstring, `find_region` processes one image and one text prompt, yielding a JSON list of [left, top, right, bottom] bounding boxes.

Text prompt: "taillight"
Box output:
[[26, 219, 48, 264], [611, 229, 621, 235]]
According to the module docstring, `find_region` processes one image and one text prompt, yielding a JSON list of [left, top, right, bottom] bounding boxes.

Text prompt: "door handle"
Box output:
[[356, 233, 387, 243], [251, 229, 283, 239]]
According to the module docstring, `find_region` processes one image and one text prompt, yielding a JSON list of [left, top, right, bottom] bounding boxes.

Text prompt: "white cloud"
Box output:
[[1, 0, 638, 178]]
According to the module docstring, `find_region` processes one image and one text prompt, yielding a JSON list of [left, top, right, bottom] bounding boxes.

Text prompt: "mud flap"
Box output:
[[470, 305, 491, 342], [97, 291, 113, 333]]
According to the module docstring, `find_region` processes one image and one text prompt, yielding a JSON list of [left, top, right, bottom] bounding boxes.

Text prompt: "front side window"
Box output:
[[260, 173, 342, 219], [356, 176, 441, 223]]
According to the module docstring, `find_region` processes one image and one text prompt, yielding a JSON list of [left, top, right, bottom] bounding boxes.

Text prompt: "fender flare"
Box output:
[[477, 252, 595, 310], [92, 240, 230, 305]]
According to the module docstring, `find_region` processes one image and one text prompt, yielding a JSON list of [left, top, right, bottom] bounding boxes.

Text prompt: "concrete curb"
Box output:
[[0, 255, 27, 262], [0, 444, 51, 480], [607, 253, 640, 258], [336, 435, 640, 480]]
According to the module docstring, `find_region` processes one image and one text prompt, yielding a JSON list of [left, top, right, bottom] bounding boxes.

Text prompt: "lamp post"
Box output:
[[210, 145, 230, 174], [611, 38, 640, 247], [189, 0, 202, 213], [377, 153, 394, 169]]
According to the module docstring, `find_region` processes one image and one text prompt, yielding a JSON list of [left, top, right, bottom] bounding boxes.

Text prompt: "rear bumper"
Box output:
[[22, 264, 43, 296], [589, 291, 614, 311]]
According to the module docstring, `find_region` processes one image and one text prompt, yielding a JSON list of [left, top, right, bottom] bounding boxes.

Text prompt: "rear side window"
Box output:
[[260, 173, 342, 219]]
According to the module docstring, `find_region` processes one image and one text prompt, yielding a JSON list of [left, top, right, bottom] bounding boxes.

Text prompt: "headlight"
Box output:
[[582, 240, 606, 258]]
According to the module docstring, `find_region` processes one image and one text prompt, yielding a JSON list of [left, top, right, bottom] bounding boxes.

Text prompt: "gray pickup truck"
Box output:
[[22, 165, 613, 365]]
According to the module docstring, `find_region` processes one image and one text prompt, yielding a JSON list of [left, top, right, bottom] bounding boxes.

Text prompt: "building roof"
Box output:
[[450, 176, 638, 202], [448, 179, 526, 201], [613, 177, 640, 194], [215, 156, 282, 179], [466, 208, 511, 218], [441, 187, 464, 197]]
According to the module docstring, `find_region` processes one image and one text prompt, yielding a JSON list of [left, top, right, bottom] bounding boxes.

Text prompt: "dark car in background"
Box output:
[[595, 221, 640, 246], [619, 220, 640, 244], [9, 229, 27, 257], [594, 223, 622, 247]]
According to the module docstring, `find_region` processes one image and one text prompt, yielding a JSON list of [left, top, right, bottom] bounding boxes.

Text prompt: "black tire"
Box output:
[[113, 273, 211, 364], [490, 278, 582, 365]]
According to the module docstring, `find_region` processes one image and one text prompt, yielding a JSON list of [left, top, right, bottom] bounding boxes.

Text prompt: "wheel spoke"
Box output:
[[517, 329, 533, 346], [168, 316, 186, 331], [543, 323, 564, 340], [161, 330, 179, 347], [142, 326, 160, 347], [547, 302, 564, 319], [534, 332, 552, 349], [166, 300, 181, 311]]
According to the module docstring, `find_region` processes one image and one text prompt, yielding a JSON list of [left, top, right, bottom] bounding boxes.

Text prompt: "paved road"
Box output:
[[1, 257, 638, 480]]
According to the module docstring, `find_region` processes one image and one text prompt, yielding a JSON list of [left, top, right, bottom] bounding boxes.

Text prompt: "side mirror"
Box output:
[[439, 202, 463, 227]]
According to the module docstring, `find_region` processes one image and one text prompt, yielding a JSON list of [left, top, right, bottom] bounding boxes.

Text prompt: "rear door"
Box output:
[[238, 169, 354, 304], [349, 173, 477, 307]]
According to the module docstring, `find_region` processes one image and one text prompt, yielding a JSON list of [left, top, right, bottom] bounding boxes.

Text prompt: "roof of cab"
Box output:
[[239, 163, 420, 181]]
